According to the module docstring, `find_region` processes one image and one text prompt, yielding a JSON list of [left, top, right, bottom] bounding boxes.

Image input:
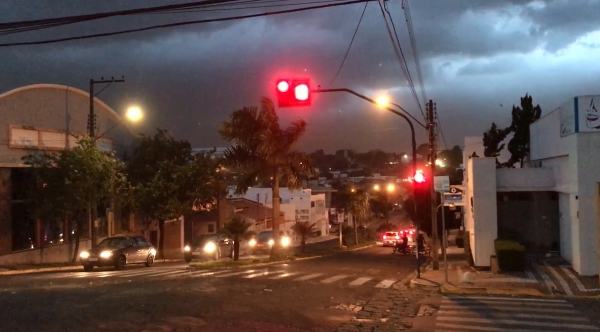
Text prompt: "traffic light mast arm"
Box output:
[[312, 87, 422, 278]]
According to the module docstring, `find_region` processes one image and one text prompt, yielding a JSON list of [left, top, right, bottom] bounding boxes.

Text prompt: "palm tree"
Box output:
[[221, 216, 253, 261], [220, 97, 312, 259], [292, 221, 316, 253]]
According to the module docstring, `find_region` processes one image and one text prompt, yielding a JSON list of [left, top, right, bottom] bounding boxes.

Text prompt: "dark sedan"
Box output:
[[248, 231, 291, 255], [184, 234, 233, 262], [79, 236, 156, 271]]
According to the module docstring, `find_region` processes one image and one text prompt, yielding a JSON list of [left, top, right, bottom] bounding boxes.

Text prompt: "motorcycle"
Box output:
[[392, 241, 411, 255]]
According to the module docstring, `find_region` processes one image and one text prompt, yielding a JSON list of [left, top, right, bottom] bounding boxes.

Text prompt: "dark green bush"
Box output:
[[494, 239, 526, 271]]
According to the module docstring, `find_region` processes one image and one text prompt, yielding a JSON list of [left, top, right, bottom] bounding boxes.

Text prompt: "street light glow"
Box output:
[[373, 184, 380, 191], [375, 96, 389, 108], [126, 106, 143, 122], [387, 184, 395, 192]]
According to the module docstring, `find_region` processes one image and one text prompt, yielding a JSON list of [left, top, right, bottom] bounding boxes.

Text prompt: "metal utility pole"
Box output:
[[428, 99, 439, 270], [88, 76, 124, 245], [89, 76, 125, 138]]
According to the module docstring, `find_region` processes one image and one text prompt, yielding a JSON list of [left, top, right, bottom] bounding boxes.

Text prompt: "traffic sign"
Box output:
[[443, 185, 465, 206], [433, 176, 450, 193]]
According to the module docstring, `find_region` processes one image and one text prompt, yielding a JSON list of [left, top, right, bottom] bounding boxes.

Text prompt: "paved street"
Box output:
[[0, 244, 420, 332]]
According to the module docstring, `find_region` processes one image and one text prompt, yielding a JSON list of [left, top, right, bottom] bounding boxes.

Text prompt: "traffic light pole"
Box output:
[[312, 88, 421, 278]]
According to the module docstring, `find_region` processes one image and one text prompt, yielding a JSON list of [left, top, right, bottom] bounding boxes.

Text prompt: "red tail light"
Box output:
[[395, 236, 399, 240], [409, 231, 414, 235], [383, 235, 387, 240]]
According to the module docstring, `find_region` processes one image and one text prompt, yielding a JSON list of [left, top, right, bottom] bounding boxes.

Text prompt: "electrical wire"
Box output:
[[435, 111, 449, 151], [401, 0, 426, 107], [376, 0, 425, 126], [329, 2, 368, 86], [0, 0, 374, 47]]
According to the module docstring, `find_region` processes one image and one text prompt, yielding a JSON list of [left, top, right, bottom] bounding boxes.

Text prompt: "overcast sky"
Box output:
[[1, 0, 599, 153]]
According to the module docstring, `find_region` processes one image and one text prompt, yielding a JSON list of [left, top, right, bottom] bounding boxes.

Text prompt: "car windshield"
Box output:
[[191, 235, 219, 246], [385, 232, 398, 237], [257, 232, 273, 242], [98, 237, 128, 248]]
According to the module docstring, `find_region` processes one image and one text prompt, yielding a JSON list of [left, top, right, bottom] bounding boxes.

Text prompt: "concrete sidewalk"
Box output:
[[410, 246, 548, 297], [0, 258, 182, 276]]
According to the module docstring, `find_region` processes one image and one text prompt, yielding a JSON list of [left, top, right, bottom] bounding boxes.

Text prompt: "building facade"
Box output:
[[464, 94, 600, 277], [0, 84, 136, 265]]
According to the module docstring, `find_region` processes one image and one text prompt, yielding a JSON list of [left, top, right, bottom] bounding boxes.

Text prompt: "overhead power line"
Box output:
[[401, 0, 426, 107], [0, 0, 375, 47], [329, 2, 368, 86], [376, 0, 424, 121]]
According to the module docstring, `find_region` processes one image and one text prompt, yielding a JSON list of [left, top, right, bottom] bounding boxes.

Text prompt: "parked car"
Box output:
[[184, 234, 233, 262], [79, 236, 156, 271], [381, 231, 400, 247], [248, 230, 291, 255]]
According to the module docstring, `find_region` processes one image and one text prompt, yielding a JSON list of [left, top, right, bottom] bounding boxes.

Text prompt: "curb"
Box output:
[[0, 258, 183, 276], [343, 243, 378, 252], [187, 253, 328, 271]]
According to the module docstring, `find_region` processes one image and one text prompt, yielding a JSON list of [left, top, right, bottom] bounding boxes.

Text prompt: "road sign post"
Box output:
[[434, 176, 450, 283]]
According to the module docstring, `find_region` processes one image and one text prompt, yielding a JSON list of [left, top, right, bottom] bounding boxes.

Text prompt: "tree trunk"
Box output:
[[71, 219, 82, 265], [354, 215, 359, 245], [233, 236, 240, 261], [158, 219, 165, 259], [270, 170, 280, 259]]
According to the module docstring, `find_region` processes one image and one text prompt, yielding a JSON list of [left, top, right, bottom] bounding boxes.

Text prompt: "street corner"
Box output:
[[409, 277, 441, 293]]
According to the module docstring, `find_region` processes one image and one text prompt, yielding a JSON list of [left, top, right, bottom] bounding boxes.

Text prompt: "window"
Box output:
[[311, 202, 315, 208], [136, 238, 149, 247], [208, 224, 215, 233]]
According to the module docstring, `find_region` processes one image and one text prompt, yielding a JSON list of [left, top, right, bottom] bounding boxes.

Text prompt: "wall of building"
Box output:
[[559, 193, 573, 263], [310, 194, 328, 235], [496, 168, 555, 192], [161, 219, 184, 259], [467, 157, 498, 267], [0, 169, 11, 256], [0, 238, 96, 265]]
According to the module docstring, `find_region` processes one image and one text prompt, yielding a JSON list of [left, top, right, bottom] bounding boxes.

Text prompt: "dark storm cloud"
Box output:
[[1, 0, 600, 153]]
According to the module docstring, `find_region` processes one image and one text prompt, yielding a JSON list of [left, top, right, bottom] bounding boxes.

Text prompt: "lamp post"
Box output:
[[312, 87, 423, 278]]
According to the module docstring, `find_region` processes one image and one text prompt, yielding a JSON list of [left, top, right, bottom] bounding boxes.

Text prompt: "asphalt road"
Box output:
[[0, 244, 420, 332]]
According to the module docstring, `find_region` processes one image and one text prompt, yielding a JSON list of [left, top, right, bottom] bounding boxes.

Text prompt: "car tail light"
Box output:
[[395, 236, 399, 240], [410, 231, 414, 234], [383, 235, 387, 240]]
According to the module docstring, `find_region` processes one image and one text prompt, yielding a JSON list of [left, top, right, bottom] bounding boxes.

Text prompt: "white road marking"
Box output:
[[269, 272, 299, 279], [242, 270, 284, 279], [375, 279, 396, 288], [294, 273, 324, 281], [560, 266, 600, 292], [320, 275, 348, 284], [215, 269, 264, 278], [349, 277, 372, 286], [541, 261, 573, 296], [436, 316, 598, 330], [531, 262, 557, 293]]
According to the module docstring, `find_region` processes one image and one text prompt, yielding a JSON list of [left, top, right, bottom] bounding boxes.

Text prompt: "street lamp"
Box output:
[[373, 184, 380, 191], [386, 184, 395, 192], [126, 106, 143, 122], [375, 96, 389, 108]]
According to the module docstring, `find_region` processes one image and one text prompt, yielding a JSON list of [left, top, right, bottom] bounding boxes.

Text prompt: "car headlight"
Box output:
[[281, 236, 291, 247], [249, 239, 256, 247], [100, 251, 113, 259], [80, 251, 89, 259], [204, 242, 217, 253], [268, 239, 274, 246], [184, 245, 190, 252], [150, 249, 156, 256]]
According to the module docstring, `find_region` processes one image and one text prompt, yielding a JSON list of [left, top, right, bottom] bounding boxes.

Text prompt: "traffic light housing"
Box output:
[[276, 78, 311, 108], [413, 170, 428, 202]]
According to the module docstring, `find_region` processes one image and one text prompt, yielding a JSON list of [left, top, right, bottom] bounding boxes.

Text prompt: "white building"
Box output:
[[464, 94, 600, 277], [227, 187, 328, 236]]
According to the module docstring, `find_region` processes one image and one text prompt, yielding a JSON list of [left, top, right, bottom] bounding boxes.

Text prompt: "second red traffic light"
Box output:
[[276, 78, 311, 108]]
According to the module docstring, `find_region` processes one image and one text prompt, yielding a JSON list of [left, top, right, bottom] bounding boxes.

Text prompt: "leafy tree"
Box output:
[[220, 97, 312, 259], [23, 137, 128, 263], [127, 129, 216, 259], [221, 216, 253, 261], [291, 221, 316, 253], [483, 123, 511, 166], [369, 195, 394, 220], [503, 94, 542, 168], [334, 187, 370, 245]]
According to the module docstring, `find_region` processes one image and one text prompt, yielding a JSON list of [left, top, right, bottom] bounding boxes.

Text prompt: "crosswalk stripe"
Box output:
[[321, 275, 348, 284], [437, 316, 599, 330], [436, 322, 558, 332], [375, 279, 396, 288], [144, 270, 186, 278], [441, 299, 573, 307], [294, 273, 324, 281], [269, 272, 299, 279], [242, 270, 285, 279], [438, 311, 589, 322], [542, 261, 574, 296], [349, 277, 372, 286], [438, 305, 577, 314], [117, 270, 174, 278], [215, 269, 265, 278], [444, 296, 566, 303]]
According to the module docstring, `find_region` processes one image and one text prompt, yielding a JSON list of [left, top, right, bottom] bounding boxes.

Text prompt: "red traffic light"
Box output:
[[414, 171, 426, 183], [276, 78, 311, 108]]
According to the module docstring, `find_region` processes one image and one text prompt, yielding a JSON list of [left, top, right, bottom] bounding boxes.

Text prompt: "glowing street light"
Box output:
[[126, 106, 143, 122], [373, 184, 380, 191], [375, 96, 389, 108], [386, 184, 395, 192]]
